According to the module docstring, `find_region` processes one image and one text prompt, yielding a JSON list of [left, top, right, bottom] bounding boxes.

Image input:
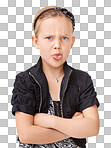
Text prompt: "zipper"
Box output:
[[61, 70, 72, 118], [29, 72, 42, 113], [29, 69, 72, 115]]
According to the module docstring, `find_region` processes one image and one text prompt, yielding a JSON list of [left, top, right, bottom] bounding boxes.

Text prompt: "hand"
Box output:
[[72, 112, 84, 119], [34, 113, 55, 128]]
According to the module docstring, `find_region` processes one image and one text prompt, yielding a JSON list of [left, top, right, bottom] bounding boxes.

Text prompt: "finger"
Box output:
[[74, 112, 81, 117], [74, 114, 84, 119]]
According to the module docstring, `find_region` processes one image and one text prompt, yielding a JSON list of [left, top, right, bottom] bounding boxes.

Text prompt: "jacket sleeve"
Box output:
[[11, 73, 36, 116], [78, 72, 100, 112]]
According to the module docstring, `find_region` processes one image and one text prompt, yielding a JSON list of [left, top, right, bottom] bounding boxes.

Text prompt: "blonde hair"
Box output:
[[32, 6, 74, 38]]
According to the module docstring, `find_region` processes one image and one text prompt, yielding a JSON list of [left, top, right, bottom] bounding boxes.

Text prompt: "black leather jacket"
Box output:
[[11, 56, 100, 148]]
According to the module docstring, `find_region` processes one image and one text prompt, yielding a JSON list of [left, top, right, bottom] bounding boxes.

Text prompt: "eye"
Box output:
[[46, 37, 52, 40], [62, 37, 68, 40]]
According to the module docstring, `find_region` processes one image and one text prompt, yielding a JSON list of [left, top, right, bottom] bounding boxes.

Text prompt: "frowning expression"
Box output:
[[33, 16, 75, 68]]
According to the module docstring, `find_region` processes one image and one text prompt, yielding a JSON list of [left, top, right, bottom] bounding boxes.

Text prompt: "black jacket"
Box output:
[[11, 56, 100, 148]]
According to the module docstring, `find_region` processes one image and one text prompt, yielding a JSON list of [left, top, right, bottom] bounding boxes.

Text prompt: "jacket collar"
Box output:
[[28, 56, 73, 105], [29, 56, 73, 86]]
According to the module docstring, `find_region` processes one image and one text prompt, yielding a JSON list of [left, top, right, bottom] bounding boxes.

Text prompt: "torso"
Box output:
[[45, 74, 64, 101]]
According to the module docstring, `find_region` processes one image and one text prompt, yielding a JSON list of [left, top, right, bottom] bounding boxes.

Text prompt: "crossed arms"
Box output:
[[15, 104, 99, 144]]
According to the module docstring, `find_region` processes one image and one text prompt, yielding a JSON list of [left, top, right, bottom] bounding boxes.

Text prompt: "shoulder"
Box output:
[[16, 67, 31, 80], [15, 66, 36, 86], [69, 66, 92, 86], [15, 71, 29, 83], [15, 71, 30, 89], [11, 67, 38, 116]]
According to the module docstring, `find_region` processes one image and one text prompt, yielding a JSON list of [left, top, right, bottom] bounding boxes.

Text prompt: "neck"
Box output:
[[42, 60, 64, 78]]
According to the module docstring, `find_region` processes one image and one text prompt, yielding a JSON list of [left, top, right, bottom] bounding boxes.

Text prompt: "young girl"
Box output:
[[11, 6, 100, 148]]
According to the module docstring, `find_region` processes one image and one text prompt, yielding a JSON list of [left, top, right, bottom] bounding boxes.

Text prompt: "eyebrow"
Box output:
[[43, 34, 71, 36]]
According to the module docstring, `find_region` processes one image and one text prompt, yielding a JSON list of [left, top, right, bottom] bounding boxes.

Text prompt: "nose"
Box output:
[[54, 38, 61, 49]]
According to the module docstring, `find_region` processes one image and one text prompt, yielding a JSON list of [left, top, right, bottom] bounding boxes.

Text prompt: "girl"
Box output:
[[11, 6, 100, 148]]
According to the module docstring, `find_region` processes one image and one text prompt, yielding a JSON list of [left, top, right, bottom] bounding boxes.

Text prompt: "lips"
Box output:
[[52, 53, 63, 60]]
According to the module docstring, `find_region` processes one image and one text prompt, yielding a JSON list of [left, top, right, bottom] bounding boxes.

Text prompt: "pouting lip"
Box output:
[[52, 53, 62, 56]]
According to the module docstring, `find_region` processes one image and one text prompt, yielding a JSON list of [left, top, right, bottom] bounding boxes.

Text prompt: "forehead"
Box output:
[[39, 16, 72, 35]]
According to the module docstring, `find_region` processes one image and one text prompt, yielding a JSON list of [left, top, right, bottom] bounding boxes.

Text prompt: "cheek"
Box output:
[[62, 40, 71, 47], [62, 43, 71, 51], [42, 41, 51, 49], [39, 41, 49, 50], [63, 48, 71, 58]]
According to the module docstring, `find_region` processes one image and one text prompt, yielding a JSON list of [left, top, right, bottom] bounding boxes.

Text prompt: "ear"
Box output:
[[71, 36, 75, 48], [32, 35, 40, 49]]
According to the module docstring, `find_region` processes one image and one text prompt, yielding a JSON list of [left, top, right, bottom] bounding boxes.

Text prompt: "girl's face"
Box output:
[[32, 16, 75, 70]]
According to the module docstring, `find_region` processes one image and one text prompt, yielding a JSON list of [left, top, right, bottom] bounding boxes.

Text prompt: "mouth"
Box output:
[[52, 53, 63, 60]]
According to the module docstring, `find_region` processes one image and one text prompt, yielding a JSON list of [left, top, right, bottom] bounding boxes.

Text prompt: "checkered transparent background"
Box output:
[[0, 0, 111, 147]]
